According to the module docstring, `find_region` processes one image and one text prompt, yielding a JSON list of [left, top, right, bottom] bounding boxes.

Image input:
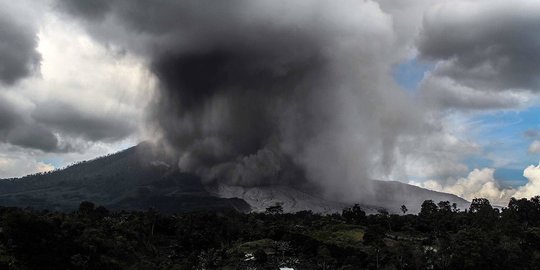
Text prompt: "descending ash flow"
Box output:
[[58, 0, 423, 202]]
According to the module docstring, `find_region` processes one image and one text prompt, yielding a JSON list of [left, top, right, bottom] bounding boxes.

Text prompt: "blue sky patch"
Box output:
[[392, 58, 433, 93], [465, 106, 540, 186]]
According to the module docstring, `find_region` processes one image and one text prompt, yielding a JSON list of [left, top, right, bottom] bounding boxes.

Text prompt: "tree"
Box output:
[[274, 241, 291, 261], [469, 198, 497, 229], [447, 228, 495, 270], [438, 201, 452, 213], [417, 200, 438, 232], [265, 203, 284, 215], [419, 200, 438, 217], [364, 225, 387, 269], [78, 201, 95, 215], [342, 204, 366, 224], [452, 202, 459, 212], [469, 198, 493, 214], [364, 225, 386, 245], [400, 205, 408, 215], [507, 197, 540, 226], [317, 245, 333, 269]]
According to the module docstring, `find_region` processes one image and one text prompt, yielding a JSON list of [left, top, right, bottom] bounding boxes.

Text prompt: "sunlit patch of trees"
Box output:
[[1, 197, 540, 269]]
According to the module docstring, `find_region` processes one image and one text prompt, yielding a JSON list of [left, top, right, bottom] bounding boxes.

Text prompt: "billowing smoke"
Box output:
[[151, 44, 325, 188], [56, 0, 423, 201]]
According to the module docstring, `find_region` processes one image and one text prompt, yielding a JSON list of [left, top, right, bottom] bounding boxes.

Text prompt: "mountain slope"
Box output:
[[363, 180, 469, 213], [212, 180, 469, 214], [0, 143, 468, 213], [212, 184, 350, 213], [0, 143, 250, 212]]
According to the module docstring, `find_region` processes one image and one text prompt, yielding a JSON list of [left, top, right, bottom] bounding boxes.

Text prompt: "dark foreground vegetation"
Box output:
[[1, 197, 540, 270]]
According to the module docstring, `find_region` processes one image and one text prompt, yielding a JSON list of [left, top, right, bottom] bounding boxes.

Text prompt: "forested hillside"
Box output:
[[1, 197, 540, 269], [0, 144, 250, 213]]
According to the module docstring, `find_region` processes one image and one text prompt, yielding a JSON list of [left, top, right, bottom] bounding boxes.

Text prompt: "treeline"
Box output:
[[1, 197, 540, 269], [2, 154, 117, 182]]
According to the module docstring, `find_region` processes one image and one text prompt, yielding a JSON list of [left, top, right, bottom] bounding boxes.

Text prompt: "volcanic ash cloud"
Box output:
[[57, 0, 422, 201]]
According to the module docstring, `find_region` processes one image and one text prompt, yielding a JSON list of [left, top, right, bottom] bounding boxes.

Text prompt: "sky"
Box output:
[[1, 0, 540, 204]]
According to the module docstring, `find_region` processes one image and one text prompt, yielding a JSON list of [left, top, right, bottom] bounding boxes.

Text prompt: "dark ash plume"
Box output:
[[150, 45, 327, 187], [56, 0, 422, 201]]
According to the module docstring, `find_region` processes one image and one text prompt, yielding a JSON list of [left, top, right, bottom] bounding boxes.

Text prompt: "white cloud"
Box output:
[[412, 168, 514, 205], [413, 164, 540, 206], [36, 162, 55, 173], [514, 163, 540, 198], [389, 111, 481, 182], [0, 155, 54, 179]]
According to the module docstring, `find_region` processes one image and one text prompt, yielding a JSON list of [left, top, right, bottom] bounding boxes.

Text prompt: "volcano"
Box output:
[[0, 143, 468, 213]]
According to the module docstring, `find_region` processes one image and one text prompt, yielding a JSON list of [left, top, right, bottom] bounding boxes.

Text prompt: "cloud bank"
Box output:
[[417, 0, 540, 111]]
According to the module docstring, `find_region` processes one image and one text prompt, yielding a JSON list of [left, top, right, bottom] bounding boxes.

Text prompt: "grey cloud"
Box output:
[[419, 76, 529, 110], [56, 0, 110, 21], [32, 101, 136, 142], [0, 98, 115, 153], [6, 124, 59, 152], [0, 2, 41, 85], [0, 94, 60, 152], [417, 1, 540, 92], [0, 96, 21, 131], [524, 129, 540, 139]]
